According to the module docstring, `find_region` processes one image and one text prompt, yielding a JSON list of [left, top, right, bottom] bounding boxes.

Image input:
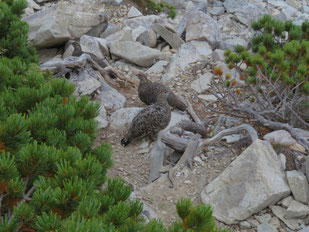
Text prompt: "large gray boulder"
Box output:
[[186, 11, 221, 49], [201, 139, 290, 224], [23, 1, 107, 48], [152, 23, 184, 49], [110, 41, 161, 67], [223, 0, 267, 26], [161, 41, 212, 83]]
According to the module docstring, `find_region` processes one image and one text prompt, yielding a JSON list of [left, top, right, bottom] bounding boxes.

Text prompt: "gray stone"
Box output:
[[191, 73, 213, 94], [270, 205, 303, 230], [223, 0, 267, 26], [177, 2, 208, 38], [285, 200, 309, 219], [96, 106, 108, 129], [201, 140, 291, 224], [37, 48, 58, 64], [23, 2, 107, 48], [146, 60, 169, 74], [80, 35, 109, 58], [281, 196, 293, 208], [26, 0, 41, 10], [239, 221, 251, 229], [223, 134, 243, 143], [101, 0, 123, 5], [263, 130, 298, 147], [106, 29, 133, 48], [255, 214, 272, 224], [137, 29, 157, 48], [257, 223, 278, 232], [279, 153, 286, 170], [209, 7, 225, 16], [212, 49, 225, 62], [299, 227, 309, 232], [270, 216, 281, 229], [86, 22, 108, 37], [110, 41, 160, 67], [100, 23, 121, 38], [109, 107, 142, 132], [124, 15, 165, 30], [62, 44, 75, 59], [127, 6, 143, 18], [306, 156, 309, 183], [98, 88, 126, 112], [197, 94, 217, 102], [76, 77, 101, 96], [161, 41, 212, 83], [132, 26, 148, 41], [247, 218, 260, 227], [186, 11, 221, 49], [287, 170, 309, 204], [152, 23, 184, 49], [301, 6, 309, 14], [221, 37, 248, 50]]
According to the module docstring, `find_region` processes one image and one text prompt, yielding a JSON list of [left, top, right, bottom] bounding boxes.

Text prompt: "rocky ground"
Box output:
[[23, 0, 309, 231]]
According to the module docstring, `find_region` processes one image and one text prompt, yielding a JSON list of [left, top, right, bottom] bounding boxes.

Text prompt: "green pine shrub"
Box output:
[[0, 0, 230, 231], [214, 15, 309, 129]]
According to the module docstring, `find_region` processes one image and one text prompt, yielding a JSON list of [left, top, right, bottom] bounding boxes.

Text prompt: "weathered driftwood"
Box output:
[[176, 120, 208, 138], [165, 136, 200, 187], [41, 53, 135, 85]]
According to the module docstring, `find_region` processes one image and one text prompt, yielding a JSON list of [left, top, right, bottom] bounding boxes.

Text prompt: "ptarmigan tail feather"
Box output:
[[121, 138, 130, 147]]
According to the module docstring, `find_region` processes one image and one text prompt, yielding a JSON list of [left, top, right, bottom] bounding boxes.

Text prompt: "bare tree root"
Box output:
[[160, 124, 258, 187], [41, 53, 135, 85]]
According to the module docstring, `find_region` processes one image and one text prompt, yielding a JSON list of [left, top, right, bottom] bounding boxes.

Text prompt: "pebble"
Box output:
[[184, 180, 192, 185]]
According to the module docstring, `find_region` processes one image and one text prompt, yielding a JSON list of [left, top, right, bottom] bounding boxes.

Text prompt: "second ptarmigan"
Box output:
[[121, 89, 171, 147]]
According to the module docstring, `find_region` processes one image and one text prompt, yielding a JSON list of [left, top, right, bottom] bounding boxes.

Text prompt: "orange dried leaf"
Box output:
[[232, 80, 237, 86], [225, 74, 231, 80], [235, 89, 241, 94], [62, 97, 69, 105], [0, 141, 5, 153], [0, 181, 9, 194], [214, 67, 223, 76]]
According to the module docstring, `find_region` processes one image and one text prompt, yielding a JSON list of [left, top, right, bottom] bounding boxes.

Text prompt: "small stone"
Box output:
[[194, 157, 203, 164], [287, 170, 309, 204], [257, 223, 278, 232], [127, 6, 142, 18], [270, 217, 281, 229], [281, 196, 293, 208], [255, 214, 272, 224], [239, 221, 251, 229], [184, 180, 192, 185], [247, 218, 260, 227], [285, 200, 309, 219], [279, 153, 286, 170]]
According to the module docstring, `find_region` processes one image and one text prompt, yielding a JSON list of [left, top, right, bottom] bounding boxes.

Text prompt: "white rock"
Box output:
[[191, 73, 213, 94], [223, 134, 243, 143], [186, 11, 221, 49], [270, 216, 281, 229], [285, 200, 309, 219], [247, 218, 260, 227], [132, 26, 148, 41], [201, 140, 290, 224], [96, 106, 108, 129], [287, 170, 309, 204], [124, 15, 165, 30], [212, 49, 225, 62], [255, 214, 272, 224], [146, 60, 169, 74], [209, 7, 225, 16], [279, 153, 286, 170], [77, 77, 101, 96], [263, 130, 297, 146], [23, 2, 107, 48], [109, 107, 142, 132], [110, 41, 161, 67], [127, 6, 143, 18], [281, 196, 293, 208], [98, 89, 126, 112], [106, 29, 133, 48], [197, 94, 217, 102], [80, 35, 109, 58], [26, 0, 41, 10], [270, 205, 303, 230], [239, 221, 251, 229], [257, 223, 278, 232], [100, 23, 121, 38], [161, 41, 212, 83]]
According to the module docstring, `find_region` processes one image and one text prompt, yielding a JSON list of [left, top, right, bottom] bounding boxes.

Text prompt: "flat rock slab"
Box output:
[[285, 200, 309, 219], [110, 41, 160, 67], [270, 205, 303, 230], [23, 1, 107, 48], [287, 171, 309, 204], [201, 139, 290, 224], [152, 23, 184, 49]]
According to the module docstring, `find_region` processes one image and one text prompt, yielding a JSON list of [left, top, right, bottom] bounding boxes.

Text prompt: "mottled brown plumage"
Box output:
[[137, 73, 187, 111], [121, 89, 171, 147]]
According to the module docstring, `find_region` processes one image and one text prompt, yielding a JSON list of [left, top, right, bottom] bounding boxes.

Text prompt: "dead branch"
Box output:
[[172, 120, 208, 138], [41, 53, 135, 85], [167, 136, 200, 187]]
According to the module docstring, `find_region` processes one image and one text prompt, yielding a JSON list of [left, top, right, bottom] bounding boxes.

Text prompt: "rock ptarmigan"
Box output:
[[121, 89, 171, 147], [137, 73, 187, 111]]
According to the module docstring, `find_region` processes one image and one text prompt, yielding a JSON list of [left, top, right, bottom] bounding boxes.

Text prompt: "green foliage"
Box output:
[[0, 1, 231, 231], [222, 15, 309, 128], [0, 0, 38, 64], [132, 0, 176, 19]]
